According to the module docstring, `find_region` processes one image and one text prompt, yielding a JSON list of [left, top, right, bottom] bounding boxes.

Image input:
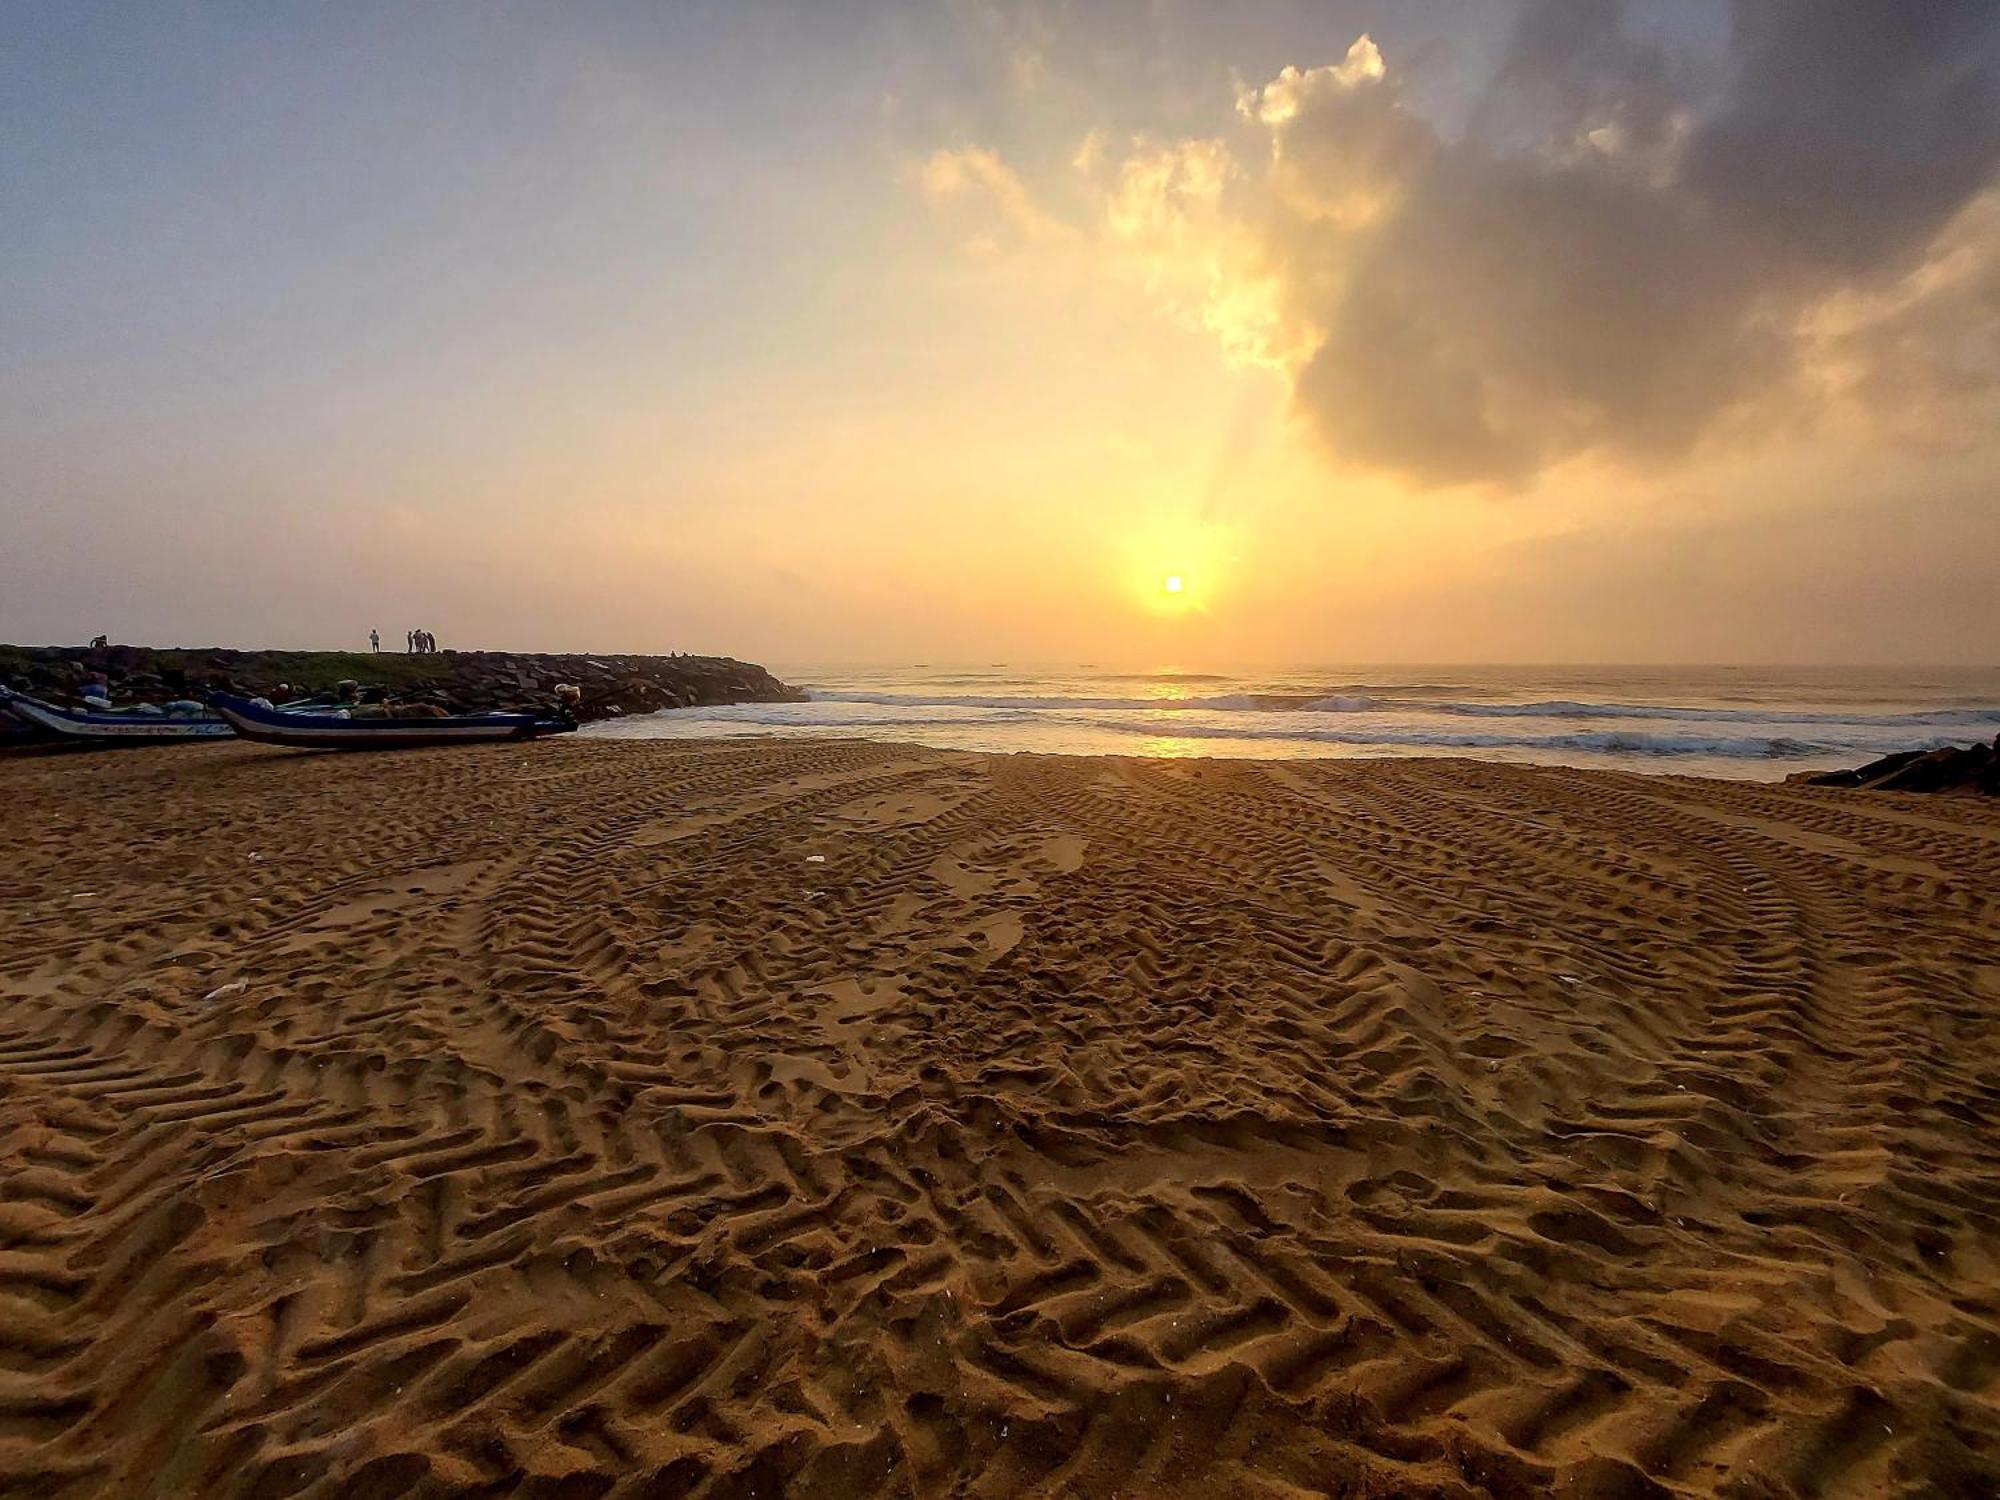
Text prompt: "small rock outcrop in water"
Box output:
[[1789, 735, 2000, 796], [0, 644, 803, 726]]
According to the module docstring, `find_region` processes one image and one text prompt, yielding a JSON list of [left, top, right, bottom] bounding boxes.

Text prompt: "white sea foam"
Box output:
[[585, 665, 2000, 779], [809, 685, 2000, 727], [806, 688, 1266, 711]]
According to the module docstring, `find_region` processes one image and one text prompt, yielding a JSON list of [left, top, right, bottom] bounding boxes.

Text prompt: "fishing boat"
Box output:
[[0, 699, 50, 744], [0, 685, 235, 744], [211, 692, 575, 749]]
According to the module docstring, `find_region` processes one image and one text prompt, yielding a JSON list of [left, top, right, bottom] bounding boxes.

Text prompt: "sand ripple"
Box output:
[[1, 742, 1997, 1497]]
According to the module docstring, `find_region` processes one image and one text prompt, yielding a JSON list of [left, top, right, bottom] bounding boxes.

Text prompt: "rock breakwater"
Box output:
[[0, 644, 802, 724]]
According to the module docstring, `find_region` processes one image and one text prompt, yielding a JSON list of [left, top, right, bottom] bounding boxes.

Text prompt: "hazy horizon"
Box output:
[[6, 2, 1998, 668]]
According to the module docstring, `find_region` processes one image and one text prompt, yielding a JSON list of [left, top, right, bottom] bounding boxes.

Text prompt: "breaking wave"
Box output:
[[586, 665, 2000, 777], [807, 686, 2000, 728], [808, 689, 1265, 711]]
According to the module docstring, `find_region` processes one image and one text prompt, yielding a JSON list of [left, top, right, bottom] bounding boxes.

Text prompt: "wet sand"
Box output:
[[1, 739, 1997, 1498]]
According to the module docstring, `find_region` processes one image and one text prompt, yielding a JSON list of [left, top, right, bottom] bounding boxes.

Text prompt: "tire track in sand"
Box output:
[[0, 742, 1994, 1496]]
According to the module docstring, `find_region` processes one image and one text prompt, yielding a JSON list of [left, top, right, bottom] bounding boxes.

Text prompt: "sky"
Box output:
[[3, 0, 1997, 666]]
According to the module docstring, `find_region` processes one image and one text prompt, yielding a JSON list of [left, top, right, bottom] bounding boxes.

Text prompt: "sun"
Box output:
[[1119, 518, 1234, 617]]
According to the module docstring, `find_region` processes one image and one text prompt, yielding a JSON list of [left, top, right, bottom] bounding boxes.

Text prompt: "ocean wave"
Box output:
[[807, 688, 1266, 711], [1068, 718, 1872, 758], [642, 701, 1983, 760], [1386, 698, 2000, 726], [805, 685, 2000, 728]]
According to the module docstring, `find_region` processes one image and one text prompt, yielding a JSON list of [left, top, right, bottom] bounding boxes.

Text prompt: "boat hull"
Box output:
[[0, 688, 234, 743], [211, 693, 574, 749]]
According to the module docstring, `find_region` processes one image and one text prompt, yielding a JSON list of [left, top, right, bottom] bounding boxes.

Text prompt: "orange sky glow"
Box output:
[[3, 3, 1995, 665]]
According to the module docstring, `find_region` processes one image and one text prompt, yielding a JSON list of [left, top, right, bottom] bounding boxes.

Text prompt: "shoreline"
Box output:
[[3, 739, 1996, 1496], [574, 722, 1948, 787], [575, 660, 2000, 784], [0, 727, 1936, 787]]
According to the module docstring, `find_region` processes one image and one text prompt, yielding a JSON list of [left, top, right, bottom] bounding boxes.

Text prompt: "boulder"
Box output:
[[1791, 735, 2000, 796], [0, 645, 802, 728]]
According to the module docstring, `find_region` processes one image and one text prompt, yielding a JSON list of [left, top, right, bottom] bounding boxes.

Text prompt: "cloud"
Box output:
[[1264, 0, 2000, 486], [1470, 0, 1692, 169], [1803, 190, 2000, 450], [919, 145, 1063, 241], [1240, 36, 1388, 127], [925, 1, 2000, 489], [1100, 137, 1297, 370], [1681, 2, 2000, 276]]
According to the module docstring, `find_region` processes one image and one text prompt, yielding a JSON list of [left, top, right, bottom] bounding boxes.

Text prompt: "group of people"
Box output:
[[368, 629, 440, 654]]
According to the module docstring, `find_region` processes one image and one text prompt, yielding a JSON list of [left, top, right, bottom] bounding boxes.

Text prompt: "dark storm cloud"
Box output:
[[1264, 0, 2000, 485], [1293, 138, 1779, 483], [1683, 0, 2000, 276], [1473, 0, 1690, 157]]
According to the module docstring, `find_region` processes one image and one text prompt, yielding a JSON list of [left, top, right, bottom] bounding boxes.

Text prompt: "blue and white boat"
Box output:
[[0, 698, 48, 743], [211, 692, 574, 749], [0, 685, 234, 744]]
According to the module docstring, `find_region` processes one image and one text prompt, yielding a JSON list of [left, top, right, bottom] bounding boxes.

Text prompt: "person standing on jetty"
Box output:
[[369, 628, 380, 653]]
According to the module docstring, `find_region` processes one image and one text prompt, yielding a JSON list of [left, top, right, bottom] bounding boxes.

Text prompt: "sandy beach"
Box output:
[[1, 739, 1996, 1498]]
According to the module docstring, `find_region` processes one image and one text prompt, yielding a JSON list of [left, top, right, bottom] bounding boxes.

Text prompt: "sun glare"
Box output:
[[1119, 517, 1238, 620]]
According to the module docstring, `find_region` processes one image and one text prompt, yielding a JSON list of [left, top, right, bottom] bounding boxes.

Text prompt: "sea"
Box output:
[[580, 664, 2000, 781]]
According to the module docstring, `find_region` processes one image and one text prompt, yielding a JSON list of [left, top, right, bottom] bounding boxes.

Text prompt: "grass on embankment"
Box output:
[[0, 646, 458, 694]]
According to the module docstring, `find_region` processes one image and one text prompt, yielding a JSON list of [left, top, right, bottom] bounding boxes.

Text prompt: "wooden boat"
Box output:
[[0, 685, 235, 743], [211, 692, 575, 749]]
